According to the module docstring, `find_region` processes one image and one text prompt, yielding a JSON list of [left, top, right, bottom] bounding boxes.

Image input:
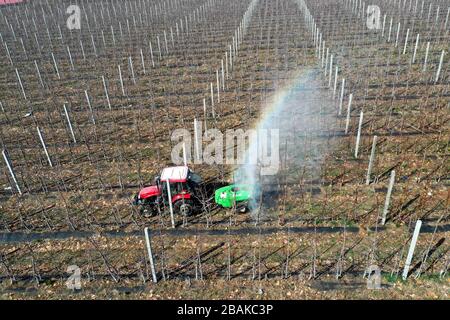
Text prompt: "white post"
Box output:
[[91, 34, 97, 57], [194, 118, 201, 162], [67, 46, 74, 71], [395, 22, 401, 47], [51, 52, 60, 79], [182, 142, 187, 166], [63, 104, 77, 144], [144, 227, 158, 283], [129, 56, 136, 85], [118, 65, 125, 96], [149, 41, 155, 67], [321, 41, 326, 67], [365, 135, 378, 185], [15, 68, 27, 100], [402, 28, 410, 54], [423, 42, 430, 71], [328, 54, 333, 87], [402, 220, 422, 280], [333, 66, 338, 99], [37, 126, 53, 167], [140, 49, 146, 75], [225, 52, 229, 79], [387, 18, 393, 42], [338, 78, 345, 115], [203, 99, 208, 133], [35, 61, 45, 89], [412, 34, 419, 63], [381, 170, 395, 225], [435, 50, 445, 83], [345, 93, 353, 134], [221, 59, 225, 91], [85, 90, 95, 125], [102, 76, 111, 110], [166, 179, 175, 228], [210, 83, 215, 118], [355, 111, 364, 158], [2, 149, 22, 195], [216, 70, 220, 103]]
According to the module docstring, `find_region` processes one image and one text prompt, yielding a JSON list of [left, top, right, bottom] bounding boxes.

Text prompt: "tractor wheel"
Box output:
[[140, 204, 157, 217], [174, 199, 194, 216]]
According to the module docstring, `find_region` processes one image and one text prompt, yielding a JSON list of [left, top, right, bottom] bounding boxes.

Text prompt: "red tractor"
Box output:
[[133, 166, 203, 217]]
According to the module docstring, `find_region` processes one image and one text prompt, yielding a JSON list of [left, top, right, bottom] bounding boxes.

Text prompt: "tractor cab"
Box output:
[[134, 166, 202, 216]]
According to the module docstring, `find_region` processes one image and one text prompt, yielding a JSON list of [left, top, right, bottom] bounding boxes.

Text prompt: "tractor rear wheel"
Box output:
[[174, 199, 194, 216]]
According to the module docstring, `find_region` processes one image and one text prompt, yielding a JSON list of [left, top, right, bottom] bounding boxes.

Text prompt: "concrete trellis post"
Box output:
[[34, 61, 45, 89], [149, 41, 155, 67], [216, 70, 220, 103], [102, 76, 111, 110], [15, 68, 27, 100], [387, 18, 393, 42], [2, 149, 22, 195], [85, 90, 96, 125], [225, 52, 229, 79], [140, 49, 146, 75], [345, 93, 353, 134], [221, 60, 225, 91], [402, 220, 422, 280], [355, 111, 363, 158], [63, 104, 77, 144], [338, 78, 345, 115], [129, 56, 136, 85], [321, 41, 326, 67], [67, 46, 75, 71], [118, 65, 125, 96], [157, 36, 162, 60], [182, 142, 187, 166], [210, 83, 215, 117], [91, 34, 98, 57], [402, 28, 410, 54], [328, 54, 333, 87], [194, 118, 201, 162], [423, 41, 430, 71], [435, 50, 445, 83], [365, 136, 378, 185], [166, 180, 175, 228], [203, 99, 208, 133], [229, 45, 233, 70], [5, 43, 13, 65], [37, 126, 53, 167], [144, 227, 158, 283], [412, 34, 419, 63], [395, 22, 401, 47], [381, 170, 395, 225], [51, 52, 60, 79], [333, 66, 338, 98], [80, 39, 86, 60]]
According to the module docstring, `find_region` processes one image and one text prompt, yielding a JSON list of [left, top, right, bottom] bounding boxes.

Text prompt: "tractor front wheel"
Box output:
[[139, 204, 158, 217], [174, 199, 194, 216]]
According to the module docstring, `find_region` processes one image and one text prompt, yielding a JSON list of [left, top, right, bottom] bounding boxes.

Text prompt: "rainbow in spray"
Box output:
[[234, 69, 316, 186]]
